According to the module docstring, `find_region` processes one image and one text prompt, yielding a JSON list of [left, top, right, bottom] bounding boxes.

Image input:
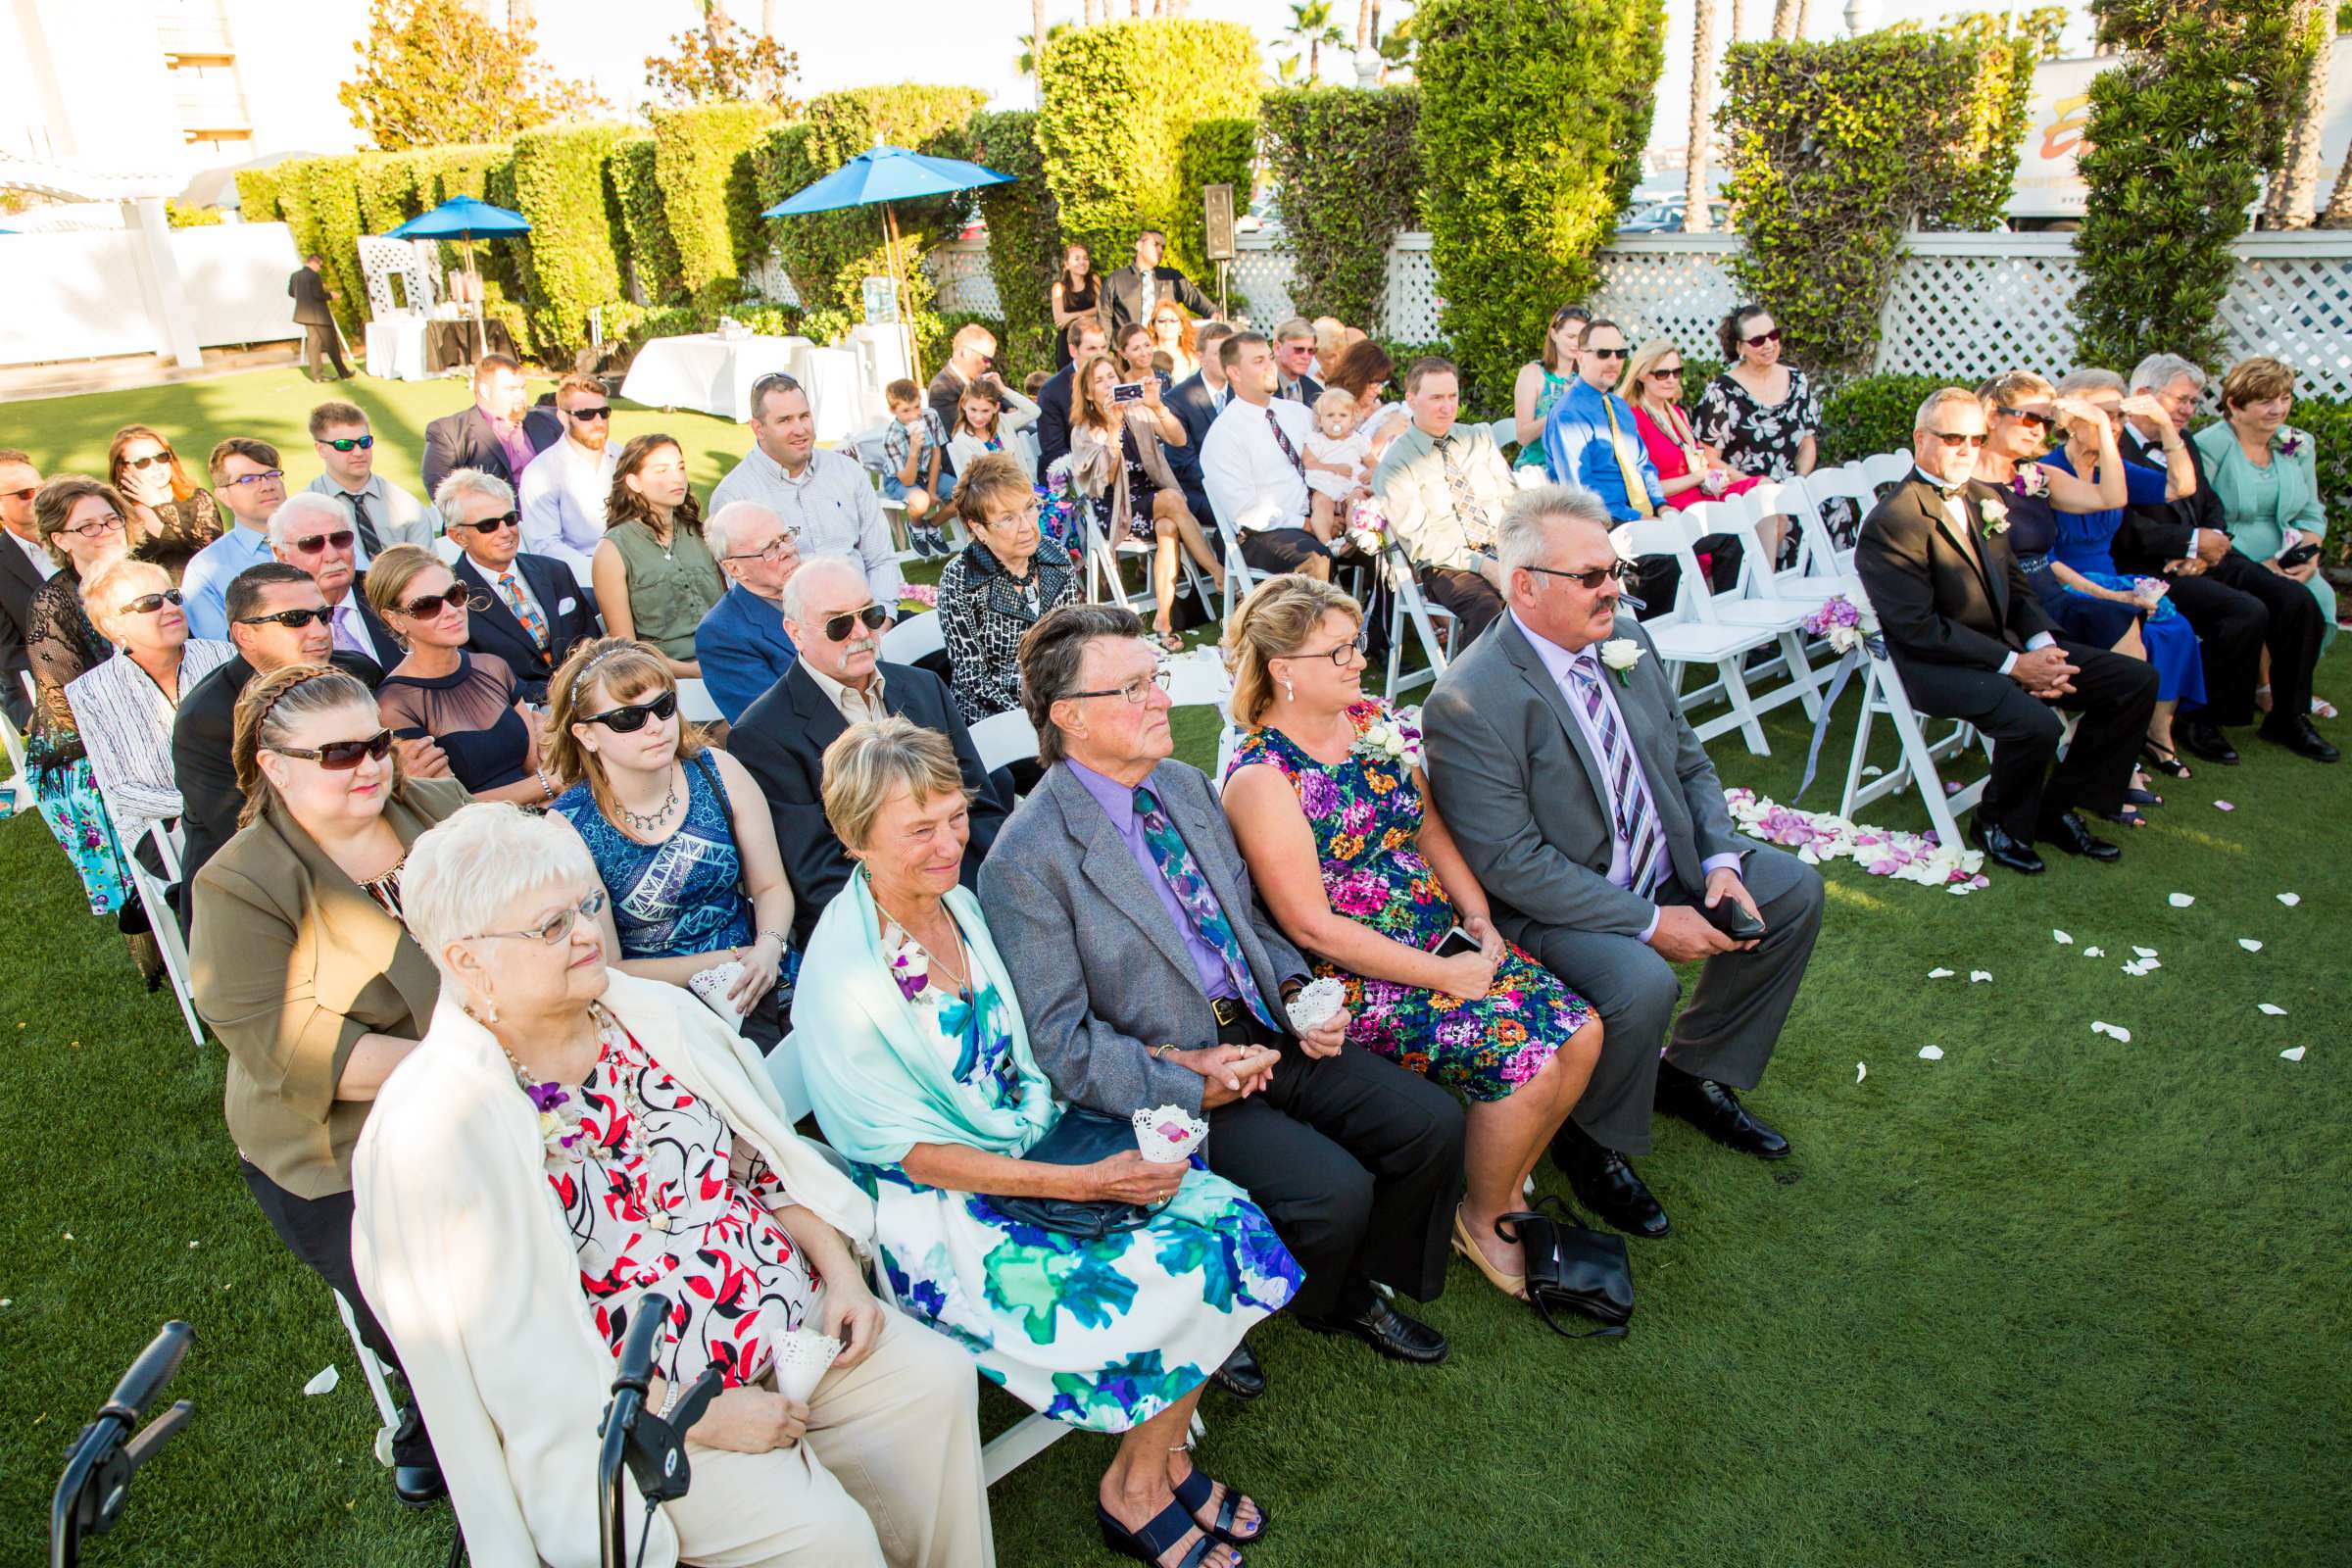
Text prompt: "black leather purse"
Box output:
[[1496, 1196, 1634, 1339], [989, 1108, 1169, 1241]]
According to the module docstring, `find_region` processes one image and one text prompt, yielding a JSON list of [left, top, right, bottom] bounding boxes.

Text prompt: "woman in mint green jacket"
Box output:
[[2192, 359, 2337, 694]]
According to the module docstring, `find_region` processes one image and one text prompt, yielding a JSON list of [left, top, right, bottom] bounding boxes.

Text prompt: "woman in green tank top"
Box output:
[[1513, 304, 1590, 468], [590, 434, 724, 675]]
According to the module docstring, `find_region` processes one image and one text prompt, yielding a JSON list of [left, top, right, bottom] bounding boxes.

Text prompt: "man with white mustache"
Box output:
[[728, 554, 1012, 947]]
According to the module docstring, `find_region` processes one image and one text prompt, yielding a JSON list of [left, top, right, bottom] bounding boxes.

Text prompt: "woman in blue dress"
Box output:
[[797, 716, 1300, 1568], [544, 638, 800, 1045]]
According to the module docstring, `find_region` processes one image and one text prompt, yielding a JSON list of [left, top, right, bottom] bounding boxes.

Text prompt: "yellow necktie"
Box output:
[[1602, 396, 1654, 518]]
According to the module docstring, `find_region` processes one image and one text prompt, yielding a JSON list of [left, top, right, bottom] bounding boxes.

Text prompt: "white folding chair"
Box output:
[[1673, 500, 1826, 724], [1796, 462, 1877, 577], [879, 609, 944, 665], [967, 708, 1042, 776], [1206, 494, 1263, 623], [430, 535, 463, 565], [332, 1289, 403, 1470], [1616, 516, 1786, 756], [1739, 480, 1853, 609], [1860, 450, 1916, 501], [125, 822, 205, 1049], [1380, 542, 1460, 699], [569, 553, 597, 591], [1513, 466, 1550, 493], [675, 678, 722, 724], [0, 695, 30, 817]]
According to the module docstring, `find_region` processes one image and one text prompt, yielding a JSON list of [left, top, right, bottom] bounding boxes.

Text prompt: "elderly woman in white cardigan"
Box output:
[[353, 802, 993, 1568]]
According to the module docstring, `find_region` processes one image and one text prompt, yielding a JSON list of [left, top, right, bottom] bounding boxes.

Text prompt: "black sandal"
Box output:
[[2141, 740, 2191, 779], [1097, 1495, 1238, 1568], [2124, 786, 2163, 809], [1172, 1465, 1268, 1545]]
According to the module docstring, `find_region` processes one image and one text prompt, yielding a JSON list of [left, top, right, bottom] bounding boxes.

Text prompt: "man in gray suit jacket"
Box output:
[[1423, 486, 1824, 1242], [982, 605, 1465, 1384]]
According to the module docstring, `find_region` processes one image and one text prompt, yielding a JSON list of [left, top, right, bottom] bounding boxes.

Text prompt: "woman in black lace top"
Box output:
[[24, 477, 139, 920]]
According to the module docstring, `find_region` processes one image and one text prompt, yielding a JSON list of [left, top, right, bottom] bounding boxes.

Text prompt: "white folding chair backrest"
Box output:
[[1798, 463, 1876, 573], [1615, 517, 1701, 620], [1663, 502, 1744, 622], [0, 697, 28, 815], [1485, 416, 1518, 450], [130, 821, 204, 1049], [431, 534, 463, 564], [1745, 479, 1849, 601], [1513, 465, 1550, 492], [1860, 451, 1915, 499], [569, 553, 598, 590], [879, 609, 944, 665], [967, 707, 1041, 775], [675, 678, 722, 724], [1206, 492, 1260, 620]]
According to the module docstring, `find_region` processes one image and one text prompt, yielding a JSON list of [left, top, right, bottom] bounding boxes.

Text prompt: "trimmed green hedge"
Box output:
[[1815, 372, 1942, 466], [233, 168, 282, 225], [1261, 87, 1423, 331], [1036, 20, 1261, 280], [275, 155, 368, 338], [510, 122, 632, 361], [967, 110, 1061, 377], [1416, 0, 1665, 403], [649, 103, 777, 301], [610, 137, 682, 305], [1174, 117, 1259, 283]]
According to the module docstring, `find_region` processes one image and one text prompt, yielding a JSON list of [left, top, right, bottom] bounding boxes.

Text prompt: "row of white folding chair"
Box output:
[[1379, 541, 1461, 698], [131, 821, 206, 1049], [1, 677, 30, 816], [1617, 511, 1824, 756]]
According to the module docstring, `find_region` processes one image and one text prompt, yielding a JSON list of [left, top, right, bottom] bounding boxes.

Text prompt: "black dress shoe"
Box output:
[[2179, 718, 2240, 764], [1299, 1295, 1449, 1364], [1655, 1061, 1791, 1159], [1549, 1122, 1670, 1240], [1968, 817, 2044, 875], [2260, 713, 2340, 763], [392, 1459, 448, 1509], [2038, 810, 2122, 861], [1207, 1339, 1267, 1399]]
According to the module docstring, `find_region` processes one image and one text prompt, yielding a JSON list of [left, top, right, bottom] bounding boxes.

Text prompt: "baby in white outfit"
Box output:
[[1302, 388, 1370, 543]]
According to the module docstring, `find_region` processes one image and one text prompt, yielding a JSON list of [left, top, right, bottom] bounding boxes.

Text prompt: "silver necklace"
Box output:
[[614, 765, 679, 835]]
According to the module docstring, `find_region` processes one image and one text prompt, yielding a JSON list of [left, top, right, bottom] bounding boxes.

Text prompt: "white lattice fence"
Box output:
[[925, 239, 1002, 318], [1230, 237, 1299, 325], [2218, 235, 2352, 401], [1875, 235, 2082, 382], [1589, 236, 1745, 357]]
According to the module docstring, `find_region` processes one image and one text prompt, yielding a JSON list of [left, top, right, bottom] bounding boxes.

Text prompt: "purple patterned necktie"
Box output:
[[1134, 785, 1278, 1029], [1568, 653, 1664, 898]]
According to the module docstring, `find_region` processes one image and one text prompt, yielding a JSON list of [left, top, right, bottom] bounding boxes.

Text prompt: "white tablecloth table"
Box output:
[[797, 347, 864, 444], [365, 316, 431, 382], [620, 333, 813, 421]]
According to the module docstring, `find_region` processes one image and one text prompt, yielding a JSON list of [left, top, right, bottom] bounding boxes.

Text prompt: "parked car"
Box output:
[[1617, 198, 1731, 233]]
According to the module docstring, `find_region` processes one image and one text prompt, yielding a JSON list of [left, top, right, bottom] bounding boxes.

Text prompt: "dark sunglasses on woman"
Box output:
[[122, 451, 174, 469], [400, 584, 469, 618], [122, 589, 184, 614], [1744, 328, 1784, 348], [583, 690, 679, 732], [270, 729, 394, 768], [821, 604, 891, 643]]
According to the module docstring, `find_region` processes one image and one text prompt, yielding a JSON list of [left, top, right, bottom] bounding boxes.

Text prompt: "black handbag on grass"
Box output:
[[990, 1107, 1169, 1242], [1497, 1195, 1635, 1339]]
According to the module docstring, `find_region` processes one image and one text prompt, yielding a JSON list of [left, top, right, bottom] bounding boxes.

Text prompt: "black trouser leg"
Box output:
[[2043, 637, 2161, 825], [1889, 658, 2063, 839], [2209, 549, 2325, 729], [2164, 569, 2268, 727], [1416, 564, 1505, 642]]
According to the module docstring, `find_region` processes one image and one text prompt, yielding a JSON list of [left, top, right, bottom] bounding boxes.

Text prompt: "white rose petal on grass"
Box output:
[[2259, 1004, 2287, 1016], [1929, 967, 1955, 979], [1918, 1045, 1945, 1060], [2090, 1021, 2132, 1043], [2214, 800, 2235, 812], [2052, 929, 2074, 945], [1970, 970, 1992, 983], [1856, 1061, 1867, 1083], [2168, 894, 2195, 907], [2132, 946, 2159, 959], [2280, 1046, 2308, 1062], [2083, 947, 2105, 958], [303, 1365, 340, 1397], [2278, 893, 2301, 906], [2238, 938, 2264, 953]]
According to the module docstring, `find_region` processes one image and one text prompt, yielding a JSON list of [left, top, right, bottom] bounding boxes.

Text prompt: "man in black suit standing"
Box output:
[[420, 355, 555, 496], [1163, 320, 1237, 531], [1098, 228, 1218, 337], [434, 468, 599, 704], [1033, 318, 1108, 483], [1854, 387, 2158, 875], [727, 554, 1010, 947], [0, 448, 51, 729], [288, 254, 349, 382], [2119, 353, 2334, 765]]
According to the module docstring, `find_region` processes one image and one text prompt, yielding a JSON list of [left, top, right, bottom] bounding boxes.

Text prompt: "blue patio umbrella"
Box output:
[[388, 196, 532, 360], [762, 143, 1015, 379]]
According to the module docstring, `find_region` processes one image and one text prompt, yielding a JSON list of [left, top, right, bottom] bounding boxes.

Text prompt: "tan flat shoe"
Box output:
[[1451, 1205, 1527, 1298]]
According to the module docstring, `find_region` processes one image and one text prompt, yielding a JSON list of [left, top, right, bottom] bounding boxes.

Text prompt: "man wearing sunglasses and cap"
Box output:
[[729, 553, 1010, 947], [437, 467, 601, 705], [1423, 486, 1826, 1245], [302, 403, 438, 567], [517, 373, 620, 567]]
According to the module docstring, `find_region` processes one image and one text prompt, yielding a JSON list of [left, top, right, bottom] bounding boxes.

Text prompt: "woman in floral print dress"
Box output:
[[1218, 575, 1602, 1299]]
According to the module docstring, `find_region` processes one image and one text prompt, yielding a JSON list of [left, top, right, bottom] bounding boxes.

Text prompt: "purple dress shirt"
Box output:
[[1064, 759, 1242, 1003], [489, 412, 537, 482]]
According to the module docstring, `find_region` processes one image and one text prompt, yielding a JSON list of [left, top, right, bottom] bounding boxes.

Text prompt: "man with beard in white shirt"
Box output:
[[518, 373, 620, 568]]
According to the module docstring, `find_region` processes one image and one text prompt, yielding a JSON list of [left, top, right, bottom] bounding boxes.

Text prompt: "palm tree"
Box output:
[[2265, 0, 2329, 227], [1729, 0, 1743, 41], [507, 0, 531, 30], [695, 0, 730, 49], [1286, 0, 1347, 81], [1770, 0, 1798, 39], [1686, 0, 1716, 232], [1017, 21, 1069, 80], [1356, 0, 1371, 52]]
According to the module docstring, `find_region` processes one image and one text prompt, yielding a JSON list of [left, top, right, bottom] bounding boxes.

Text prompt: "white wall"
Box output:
[[0, 219, 300, 366]]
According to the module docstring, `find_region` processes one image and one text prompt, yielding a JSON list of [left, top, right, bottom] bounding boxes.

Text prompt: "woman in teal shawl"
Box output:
[[795, 718, 1300, 1568]]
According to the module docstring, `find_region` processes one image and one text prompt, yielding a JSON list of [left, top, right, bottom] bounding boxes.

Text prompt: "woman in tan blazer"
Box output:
[[1068, 350, 1225, 649], [188, 662, 467, 1508]]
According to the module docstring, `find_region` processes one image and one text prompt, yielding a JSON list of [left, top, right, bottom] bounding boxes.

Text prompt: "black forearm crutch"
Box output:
[[50, 1321, 195, 1568], [599, 1292, 723, 1568]]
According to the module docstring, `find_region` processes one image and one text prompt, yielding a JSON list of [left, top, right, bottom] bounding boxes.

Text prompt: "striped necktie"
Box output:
[[1600, 396, 1654, 518], [1567, 652, 1664, 898]]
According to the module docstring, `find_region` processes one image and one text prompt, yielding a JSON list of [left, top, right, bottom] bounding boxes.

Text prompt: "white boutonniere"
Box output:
[[1350, 708, 1425, 769], [1979, 497, 2009, 538], [1598, 637, 1643, 688]]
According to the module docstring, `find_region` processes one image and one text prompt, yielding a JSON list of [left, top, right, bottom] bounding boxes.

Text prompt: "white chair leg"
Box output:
[[982, 1413, 1072, 1486], [333, 1289, 401, 1468], [1717, 658, 1772, 757], [1781, 631, 1826, 721]]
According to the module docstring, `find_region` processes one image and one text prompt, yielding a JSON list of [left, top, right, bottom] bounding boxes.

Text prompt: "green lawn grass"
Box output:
[[2, 368, 2346, 1565]]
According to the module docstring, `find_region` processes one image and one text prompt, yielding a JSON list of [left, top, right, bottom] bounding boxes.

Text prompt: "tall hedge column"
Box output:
[[1415, 0, 1666, 401]]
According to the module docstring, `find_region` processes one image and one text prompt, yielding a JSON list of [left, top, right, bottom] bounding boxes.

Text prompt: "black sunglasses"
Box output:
[[122, 451, 174, 469], [319, 434, 375, 453], [0, 485, 36, 503], [1586, 346, 1628, 361], [1994, 406, 2052, 430], [456, 510, 522, 535], [567, 405, 612, 421], [582, 690, 678, 732], [1744, 328, 1784, 348], [122, 589, 184, 614], [289, 529, 357, 555], [400, 584, 469, 618], [270, 729, 393, 769], [234, 606, 331, 630], [1526, 562, 1638, 590], [1932, 432, 1988, 449], [820, 604, 891, 643]]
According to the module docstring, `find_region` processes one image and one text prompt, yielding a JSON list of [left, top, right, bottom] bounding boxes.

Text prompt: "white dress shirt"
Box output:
[[67, 639, 237, 849], [9, 528, 59, 580], [517, 437, 617, 566], [474, 557, 551, 650], [707, 446, 906, 607], [1200, 395, 1316, 534], [800, 659, 888, 723], [1916, 466, 2054, 675]]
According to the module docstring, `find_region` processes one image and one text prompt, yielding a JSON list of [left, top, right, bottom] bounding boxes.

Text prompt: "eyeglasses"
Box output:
[[1993, 406, 2051, 431], [1649, 366, 1684, 379], [1064, 665, 1171, 705], [223, 468, 285, 488], [318, 435, 374, 453], [269, 728, 393, 768], [1743, 328, 1784, 349], [722, 536, 797, 564], [472, 889, 608, 946], [581, 690, 677, 732], [65, 512, 126, 538], [289, 529, 357, 555], [455, 510, 521, 535], [121, 589, 184, 614], [1287, 627, 1369, 667], [1585, 346, 1628, 362], [234, 606, 331, 630], [819, 604, 891, 643], [122, 451, 173, 470], [399, 583, 469, 618], [566, 405, 612, 421], [1525, 562, 1638, 591], [1930, 432, 1988, 449]]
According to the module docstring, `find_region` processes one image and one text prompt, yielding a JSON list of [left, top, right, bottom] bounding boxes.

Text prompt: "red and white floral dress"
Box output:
[[539, 1006, 821, 1391]]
